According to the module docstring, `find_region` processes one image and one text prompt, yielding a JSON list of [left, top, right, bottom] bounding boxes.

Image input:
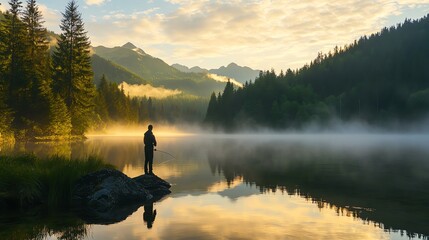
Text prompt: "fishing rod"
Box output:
[[155, 149, 176, 165], [154, 149, 176, 159], [154, 149, 176, 165]]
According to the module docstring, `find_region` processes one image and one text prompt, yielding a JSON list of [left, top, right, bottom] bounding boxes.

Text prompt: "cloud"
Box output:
[[85, 0, 106, 6], [118, 82, 182, 99], [39, 4, 61, 33], [85, 0, 429, 71], [0, 3, 6, 12], [207, 74, 243, 88]]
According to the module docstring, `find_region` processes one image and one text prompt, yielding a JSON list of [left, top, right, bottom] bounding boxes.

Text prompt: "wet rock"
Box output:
[[73, 169, 152, 211], [72, 169, 171, 224], [133, 174, 172, 201]]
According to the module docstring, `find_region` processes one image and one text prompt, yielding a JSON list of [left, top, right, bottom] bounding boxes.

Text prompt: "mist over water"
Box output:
[[2, 129, 429, 239]]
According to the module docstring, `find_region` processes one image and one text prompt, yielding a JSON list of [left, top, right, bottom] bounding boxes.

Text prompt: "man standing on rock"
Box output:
[[144, 124, 157, 174]]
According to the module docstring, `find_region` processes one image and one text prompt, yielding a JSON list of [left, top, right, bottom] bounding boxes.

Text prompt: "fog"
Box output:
[[86, 117, 429, 155], [118, 82, 182, 99], [207, 73, 243, 87]]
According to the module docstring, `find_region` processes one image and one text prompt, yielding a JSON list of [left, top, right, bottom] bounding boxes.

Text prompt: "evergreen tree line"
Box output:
[[93, 75, 208, 130], [205, 15, 429, 129], [0, 0, 94, 140]]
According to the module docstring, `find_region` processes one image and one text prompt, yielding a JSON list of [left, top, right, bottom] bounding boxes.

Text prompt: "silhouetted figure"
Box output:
[[144, 124, 157, 174], [143, 202, 157, 229]]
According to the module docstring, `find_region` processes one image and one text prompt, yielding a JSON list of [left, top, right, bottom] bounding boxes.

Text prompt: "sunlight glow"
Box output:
[[89, 192, 396, 240], [87, 125, 196, 137]]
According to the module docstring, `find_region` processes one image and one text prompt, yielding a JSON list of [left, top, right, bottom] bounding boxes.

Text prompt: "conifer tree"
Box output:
[[205, 92, 218, 122], [3, 0, 31, 134], [0, 35, 13, 138], [52, 0, 95, 136], [94, 75, 109, 122], [48, 93, 72, 137], [21, 0, 54, 136]]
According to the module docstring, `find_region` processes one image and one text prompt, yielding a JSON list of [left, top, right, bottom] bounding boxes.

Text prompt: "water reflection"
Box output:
[[205, 134, 429, 239], [0, 209, 88, 240], [143, 202, 157, 229], [2, 134, 429, 239]]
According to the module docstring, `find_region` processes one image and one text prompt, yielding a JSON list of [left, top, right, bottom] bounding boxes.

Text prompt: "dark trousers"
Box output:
[[144, 146, 154, 174]]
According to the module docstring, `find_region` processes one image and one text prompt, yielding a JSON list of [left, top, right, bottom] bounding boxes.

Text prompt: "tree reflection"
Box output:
[[208, 139, 429, 239], [0, 209, 89, 240]]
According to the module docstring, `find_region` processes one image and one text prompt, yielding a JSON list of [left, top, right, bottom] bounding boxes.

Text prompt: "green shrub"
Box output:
[[0, 154, 114, 208]]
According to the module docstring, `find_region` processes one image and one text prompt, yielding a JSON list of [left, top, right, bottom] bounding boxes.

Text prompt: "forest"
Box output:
[[205, 14, 429, 130], [0, 0, 96, 141], [0, 0, 206, 142]]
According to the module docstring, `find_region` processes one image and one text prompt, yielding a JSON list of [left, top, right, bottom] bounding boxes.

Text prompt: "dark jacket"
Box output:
[[144, 130, 157, 148]]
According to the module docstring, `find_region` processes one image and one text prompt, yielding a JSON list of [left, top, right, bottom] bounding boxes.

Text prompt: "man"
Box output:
[[144, 124, 157, 174]]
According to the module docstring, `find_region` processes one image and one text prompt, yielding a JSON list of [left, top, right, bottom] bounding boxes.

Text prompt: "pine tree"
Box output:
[[0, 35, 14, 139], [3, 0, 31, 134], [52, 0, 95, 136], [21, 0, 55, 136], [205, 92, 218, 122], [94, 75, 109, 123], [48, 93, 72, 138]]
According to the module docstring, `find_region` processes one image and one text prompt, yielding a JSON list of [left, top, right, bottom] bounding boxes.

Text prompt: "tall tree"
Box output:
[[2, 0, 31, 134], [205, 92, 218, 122], [52, 0, 95, 136], [0, 23, 14, 139], [20, 0, 53, 136]]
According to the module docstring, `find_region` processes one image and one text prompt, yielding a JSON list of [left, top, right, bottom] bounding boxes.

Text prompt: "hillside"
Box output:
[[93, 43, 227, 96], [206, 15, 429, 129], [94, 43, 183, 81], [172, 63, 260, 84], [209, 63, 260, 84], [91, 54, 147, 85]]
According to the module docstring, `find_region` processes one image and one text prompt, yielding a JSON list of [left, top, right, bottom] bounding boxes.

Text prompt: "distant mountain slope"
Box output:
[[44, 33, 146, 87], [93, 43, 227, 96], [172, 62, 260, 84], [171, 64, 208, 73], [209, 63, 260, 84], [91, 54, 147, 85], [94, 43, 186, 81]]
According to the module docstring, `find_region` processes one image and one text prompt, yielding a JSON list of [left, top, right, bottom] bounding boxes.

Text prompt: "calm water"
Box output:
[[1, 133, 429, 240]]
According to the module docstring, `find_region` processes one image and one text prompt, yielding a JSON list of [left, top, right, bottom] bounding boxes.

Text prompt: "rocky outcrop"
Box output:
[[72, 169, 171, 224], [133, 174, 171, 201]]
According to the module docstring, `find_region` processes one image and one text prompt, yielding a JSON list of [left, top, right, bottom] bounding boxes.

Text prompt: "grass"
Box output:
[[0, 154, 114, 208]]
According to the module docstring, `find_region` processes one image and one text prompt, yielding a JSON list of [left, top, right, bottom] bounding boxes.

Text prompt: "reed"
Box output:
[[0, 154, 114, 208]]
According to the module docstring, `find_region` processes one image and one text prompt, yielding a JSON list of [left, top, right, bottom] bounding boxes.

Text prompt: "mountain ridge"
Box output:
[[92, 43, 228, 96], [172, 62, 260, 84]]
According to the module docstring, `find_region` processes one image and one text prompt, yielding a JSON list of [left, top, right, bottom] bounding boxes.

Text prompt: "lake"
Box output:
[[1, 133, 429, 240]]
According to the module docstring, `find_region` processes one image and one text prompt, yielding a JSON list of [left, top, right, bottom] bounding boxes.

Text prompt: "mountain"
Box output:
[[93, 43, 227, 96], [171, 64, 208, 73], [47, 32, 227, 96], [209, 63, 260, 84], [172, 62, 260, 84], [44, 31, 147, 87], [206, 15, 429, 128], [91, 54, 147, 85], [93, 43, 179, 81]]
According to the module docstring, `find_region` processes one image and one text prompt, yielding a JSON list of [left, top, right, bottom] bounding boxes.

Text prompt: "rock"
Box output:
[[133, 174, 172, 201], [73, 169, 151, 211], [72, 169, 171, 224]]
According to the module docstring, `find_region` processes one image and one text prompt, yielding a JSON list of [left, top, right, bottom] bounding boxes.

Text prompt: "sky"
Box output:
[[1, 0, 428, 71]]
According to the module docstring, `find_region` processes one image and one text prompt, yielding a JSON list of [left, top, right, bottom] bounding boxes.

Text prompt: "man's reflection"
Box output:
[[143, 202, 157, 229]]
